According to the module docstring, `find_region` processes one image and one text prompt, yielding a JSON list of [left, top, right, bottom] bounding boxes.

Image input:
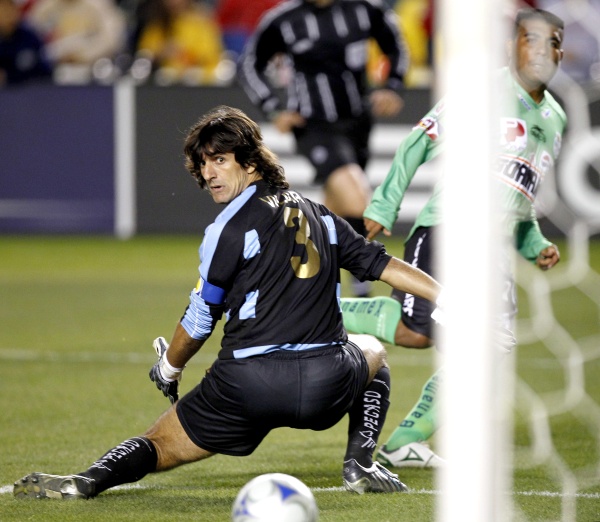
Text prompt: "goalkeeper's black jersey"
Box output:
[[185, 180, 391, 360]]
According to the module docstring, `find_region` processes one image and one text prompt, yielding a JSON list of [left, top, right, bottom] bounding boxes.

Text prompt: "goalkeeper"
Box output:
[[14, 105, 444, 500], [341, 7, 566, 468]]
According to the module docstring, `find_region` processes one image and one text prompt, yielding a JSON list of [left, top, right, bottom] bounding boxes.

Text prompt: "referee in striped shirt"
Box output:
[[238, 0, 409, 296]]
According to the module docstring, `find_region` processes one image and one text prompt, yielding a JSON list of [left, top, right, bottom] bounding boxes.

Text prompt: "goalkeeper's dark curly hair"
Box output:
[[184, 105, 289, 190]]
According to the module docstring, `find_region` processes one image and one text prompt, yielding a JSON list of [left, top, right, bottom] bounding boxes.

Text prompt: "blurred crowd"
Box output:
[[1, 0, 599, 88], [0, 0, 435, 88]]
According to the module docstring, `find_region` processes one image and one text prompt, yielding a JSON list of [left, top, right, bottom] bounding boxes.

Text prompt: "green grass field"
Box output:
[[1, 235, 599, 521]]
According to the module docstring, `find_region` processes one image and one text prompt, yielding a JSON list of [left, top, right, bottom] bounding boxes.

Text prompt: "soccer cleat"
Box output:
[[342, 458, 408, 494], [13, 473, 95, 500], [376, 441, 445, 469]]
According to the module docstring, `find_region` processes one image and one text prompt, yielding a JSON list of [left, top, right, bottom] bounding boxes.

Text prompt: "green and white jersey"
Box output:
[[365, 67, 567, 262]]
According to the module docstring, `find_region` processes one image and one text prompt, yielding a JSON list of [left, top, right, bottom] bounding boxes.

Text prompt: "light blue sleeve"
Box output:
[[180, 280, 223, 340]]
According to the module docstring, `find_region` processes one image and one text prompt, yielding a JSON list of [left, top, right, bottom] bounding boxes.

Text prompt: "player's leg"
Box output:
[[377, 266, 518, 469], [323, 163, 371, 217], [14, 406, 214, 499], [295, 119, 373, 296], [376, 367, 445, 468], [375, 261, 443, 465], [342, 334, 407, 493], [326, 116, 373, 297], [377, 252, 517, 469], [341, 227, 435, 347], [341, 295, 402, 344], [325, 164, 372, 297], [341, 227, 444, 467]]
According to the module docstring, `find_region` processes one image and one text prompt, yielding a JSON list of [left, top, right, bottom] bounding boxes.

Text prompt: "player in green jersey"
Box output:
[[340, 7, 566, 468]]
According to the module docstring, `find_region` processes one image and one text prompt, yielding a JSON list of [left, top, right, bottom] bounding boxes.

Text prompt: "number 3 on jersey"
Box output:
[[284, 207, 320, 279]]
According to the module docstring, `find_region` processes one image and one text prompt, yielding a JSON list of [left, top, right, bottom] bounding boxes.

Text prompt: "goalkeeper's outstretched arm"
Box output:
[[165, 322, 206, 368], [379, 256, 441, 305]]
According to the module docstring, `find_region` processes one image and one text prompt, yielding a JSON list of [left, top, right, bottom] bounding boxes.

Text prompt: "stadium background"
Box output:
[[2, 25, 600, 520], [1, 83, 599, 237]]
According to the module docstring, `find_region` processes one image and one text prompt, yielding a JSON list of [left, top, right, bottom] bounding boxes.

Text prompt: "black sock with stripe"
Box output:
[[345, 366, 391, 467], [78, 436, 158, 496]]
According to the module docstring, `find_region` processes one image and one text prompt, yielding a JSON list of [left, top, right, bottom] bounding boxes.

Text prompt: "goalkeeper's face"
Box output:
[[512, 18, 564, 91], [200, 152, 262, 204]]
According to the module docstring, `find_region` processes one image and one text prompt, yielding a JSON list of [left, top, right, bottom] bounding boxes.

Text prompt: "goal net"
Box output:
[[436, 0, 600, 521]]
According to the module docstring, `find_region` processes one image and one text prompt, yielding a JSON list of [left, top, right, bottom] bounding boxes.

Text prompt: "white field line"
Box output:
[[0, 348, 555, 369], [0, 348, 214, 365], [0, 348, 430, 367], [4, 350, 586, 499], [2, 483, 599, 498]]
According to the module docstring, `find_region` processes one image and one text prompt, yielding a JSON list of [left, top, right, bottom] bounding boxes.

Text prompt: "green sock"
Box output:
[[340, 296, 401, 344], [383, 367, 444, 451]]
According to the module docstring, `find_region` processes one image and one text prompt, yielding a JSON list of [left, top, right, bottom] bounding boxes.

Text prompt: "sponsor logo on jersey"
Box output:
[[541, 108, 552, 119], [553, 132, 562, 158], [414, 116, 440, 140], [539, 151, 553, 174], [496, 154, 542, 202], [531, 124, 546, 143], [501, 118, 527, 152], [518, 93, 532, 111]]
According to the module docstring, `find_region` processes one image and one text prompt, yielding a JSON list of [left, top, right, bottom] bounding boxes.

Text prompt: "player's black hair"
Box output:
[[514, 8, 564, 35], [184, 105, 289, 190]]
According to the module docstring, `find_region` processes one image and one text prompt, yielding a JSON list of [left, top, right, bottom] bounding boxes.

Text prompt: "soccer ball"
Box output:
[[231, 473, 319, 522]]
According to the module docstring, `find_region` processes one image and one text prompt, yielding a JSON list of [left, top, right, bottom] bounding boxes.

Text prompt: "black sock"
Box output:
[[345, 367, 391, 468], [77, 437, 158, 496]]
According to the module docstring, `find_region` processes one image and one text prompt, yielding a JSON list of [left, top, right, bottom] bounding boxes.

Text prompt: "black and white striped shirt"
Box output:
[[238, 0, 409, 122]]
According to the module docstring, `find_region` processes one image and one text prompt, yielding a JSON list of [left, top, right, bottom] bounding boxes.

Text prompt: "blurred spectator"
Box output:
[[0, 0, 53, 85], [26, 0, 126, 82], [366, 0, 432, 88], [382, 0, 433, 87], [135, 0, 224, 84], [215, 0, 281, 58], [14, 0, 37, 14], [385, 0, 540, 88]]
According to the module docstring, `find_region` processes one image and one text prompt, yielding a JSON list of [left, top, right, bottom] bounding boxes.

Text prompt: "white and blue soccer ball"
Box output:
[[231, 473, 319, 522]]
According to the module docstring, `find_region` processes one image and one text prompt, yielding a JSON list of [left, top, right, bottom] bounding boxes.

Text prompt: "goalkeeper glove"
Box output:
[[149, 337, 183, 404]]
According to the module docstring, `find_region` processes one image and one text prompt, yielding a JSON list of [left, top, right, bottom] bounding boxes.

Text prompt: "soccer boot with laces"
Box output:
[[342, 458, 408, 494], [376, 441, 445, 468], [13, 472, 95, 499]]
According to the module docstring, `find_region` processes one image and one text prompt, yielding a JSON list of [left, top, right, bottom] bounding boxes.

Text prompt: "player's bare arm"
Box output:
[[379, 256, 441, 304], [165, 322, 205, 368]]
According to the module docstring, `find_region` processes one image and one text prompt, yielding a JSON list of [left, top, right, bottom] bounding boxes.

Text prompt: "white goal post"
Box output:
[[436, 0, 510, 521]]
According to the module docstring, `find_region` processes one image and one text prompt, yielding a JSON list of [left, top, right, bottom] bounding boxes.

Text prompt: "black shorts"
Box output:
[[391, 226, 436, 338], [293, 114, 372, 184], [176, 343, 370, 456], [390, 226, 518, 338]]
